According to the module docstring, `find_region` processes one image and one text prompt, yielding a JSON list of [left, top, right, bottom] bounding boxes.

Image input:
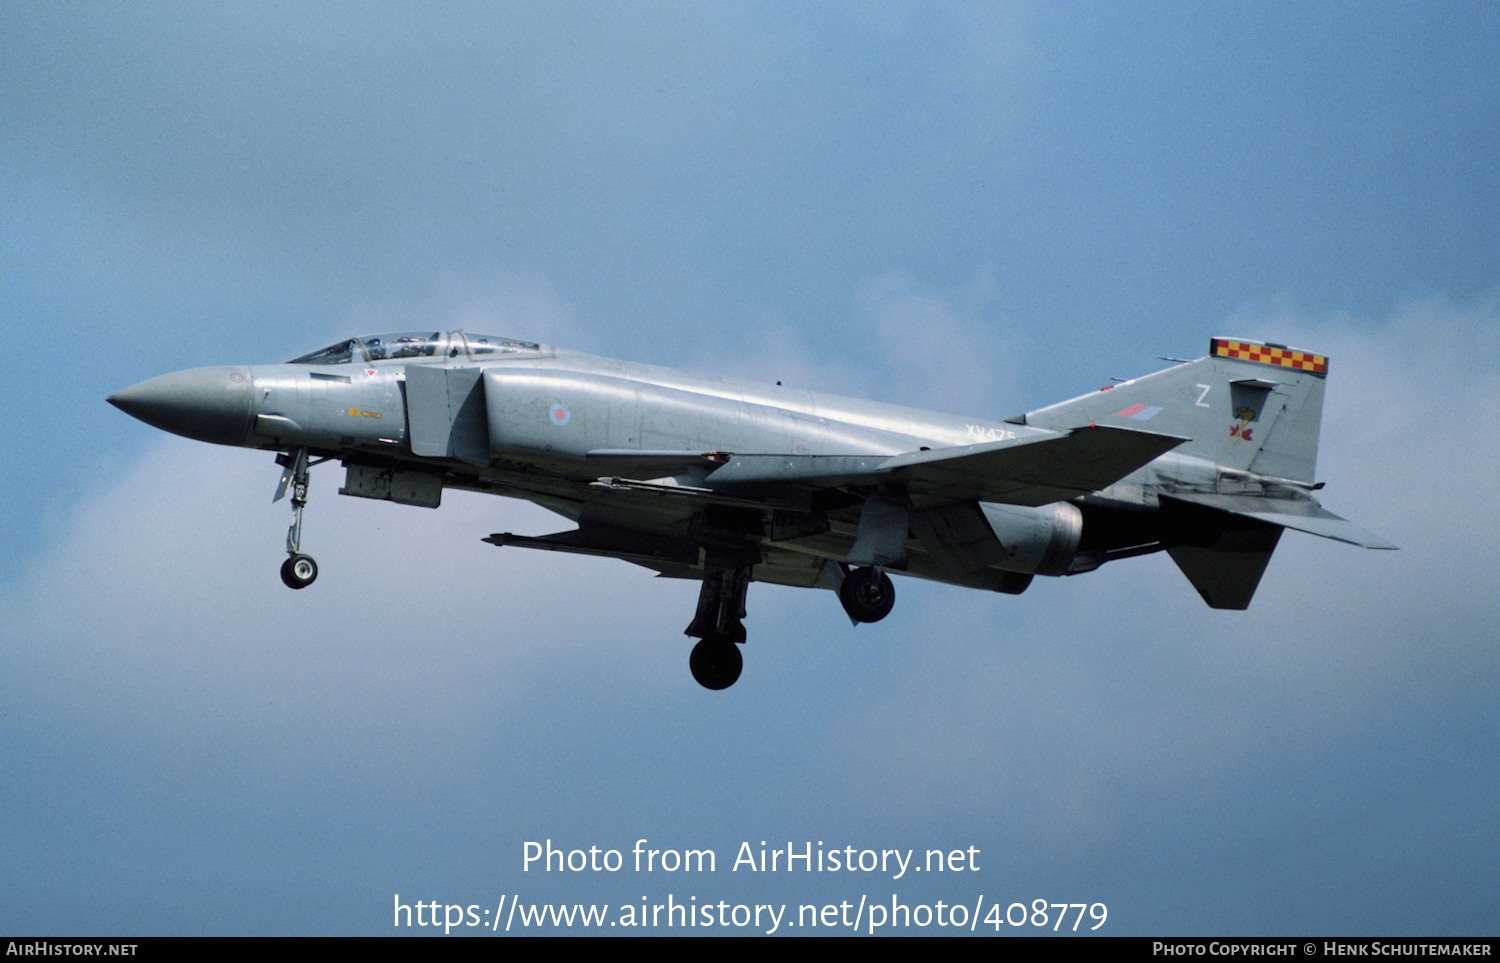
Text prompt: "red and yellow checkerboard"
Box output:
[[1211, 338, 1327, 375]]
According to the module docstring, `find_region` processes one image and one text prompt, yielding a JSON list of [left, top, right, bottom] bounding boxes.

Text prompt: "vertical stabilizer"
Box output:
[[1022, 338, 1329, 484]]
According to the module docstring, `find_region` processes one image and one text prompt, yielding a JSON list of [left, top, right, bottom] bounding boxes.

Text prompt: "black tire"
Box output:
[[280, 553, 318, 589], [839, 567, 895, 623], [689, 636, 743, 690]]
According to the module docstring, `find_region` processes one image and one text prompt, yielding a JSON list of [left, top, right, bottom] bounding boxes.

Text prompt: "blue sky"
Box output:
[[2, 2, 1497, 936]]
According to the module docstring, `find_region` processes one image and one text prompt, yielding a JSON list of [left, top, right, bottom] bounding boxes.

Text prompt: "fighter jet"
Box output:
[[109, 332, 1394, 689]]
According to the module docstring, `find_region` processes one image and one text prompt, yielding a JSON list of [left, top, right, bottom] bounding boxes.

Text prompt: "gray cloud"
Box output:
[[5, 288, 1494, 932], [5, 1, 1497, 934]]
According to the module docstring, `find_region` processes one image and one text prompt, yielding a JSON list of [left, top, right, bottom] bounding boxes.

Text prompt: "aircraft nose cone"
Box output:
[[108, 367, 255, 446]]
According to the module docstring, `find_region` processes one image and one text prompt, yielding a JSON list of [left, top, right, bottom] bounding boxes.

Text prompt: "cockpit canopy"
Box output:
[[287, 331, 541, 365]]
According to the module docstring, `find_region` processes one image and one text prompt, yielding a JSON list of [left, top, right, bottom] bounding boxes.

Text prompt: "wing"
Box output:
[[485, 425, 1184, 585], [700, 424, 1184, 506]]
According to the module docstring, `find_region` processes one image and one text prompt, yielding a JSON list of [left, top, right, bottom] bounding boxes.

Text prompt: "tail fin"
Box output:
[[1022, 337, 1328, 484], [1023, 338, 1393, 609]]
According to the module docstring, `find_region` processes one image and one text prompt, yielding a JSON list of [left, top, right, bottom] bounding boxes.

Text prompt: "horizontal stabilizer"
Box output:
[[1162, 492, 1397, 549]]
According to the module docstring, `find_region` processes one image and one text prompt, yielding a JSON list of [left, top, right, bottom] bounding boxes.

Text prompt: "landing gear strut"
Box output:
[[839, 566, 895, 623], [274, 448, 326, 589], [685, 560, 751, 690]]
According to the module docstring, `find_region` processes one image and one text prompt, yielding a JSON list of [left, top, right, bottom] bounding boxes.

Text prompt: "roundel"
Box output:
[[548, 402, 571, 426]]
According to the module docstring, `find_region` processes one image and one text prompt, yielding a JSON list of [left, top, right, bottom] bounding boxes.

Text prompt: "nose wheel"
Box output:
[[280, 553, 319, 589], [274, 448, 326, 589]]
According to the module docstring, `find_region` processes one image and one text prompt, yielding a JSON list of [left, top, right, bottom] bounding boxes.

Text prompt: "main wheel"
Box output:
[[280, 553, 318, 589], [689, 636, 743, 690], [839, 567, 895, 623]]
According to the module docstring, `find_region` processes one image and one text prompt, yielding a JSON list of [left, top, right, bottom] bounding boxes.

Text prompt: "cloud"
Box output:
[[4, 1, 1496, 929], [0, 438, 689, 753], [683, 270, 1025, 419], [853, 270, 1025, 415], [790, 292, 1500, 856], [4, 290, 1497, 933]]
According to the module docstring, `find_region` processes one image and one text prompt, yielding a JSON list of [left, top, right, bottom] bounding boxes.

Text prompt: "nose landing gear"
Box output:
[[274, 448, 328, 589], [280, 553, 318, 589]]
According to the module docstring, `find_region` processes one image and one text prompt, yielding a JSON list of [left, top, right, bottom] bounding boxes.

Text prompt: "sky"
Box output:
[[2, 1, 1497, 937]]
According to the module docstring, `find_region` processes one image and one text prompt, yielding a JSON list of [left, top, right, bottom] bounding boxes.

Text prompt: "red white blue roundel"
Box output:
[[549, 402, 571, 426]]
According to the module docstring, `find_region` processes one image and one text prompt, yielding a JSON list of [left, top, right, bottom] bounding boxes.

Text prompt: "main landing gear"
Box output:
[[685, 561, 750, 690], [274, 448, 328, 590], [689, 636, 743, 691], [681, 562, 897, 690], [838, 565, 895, 624]]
